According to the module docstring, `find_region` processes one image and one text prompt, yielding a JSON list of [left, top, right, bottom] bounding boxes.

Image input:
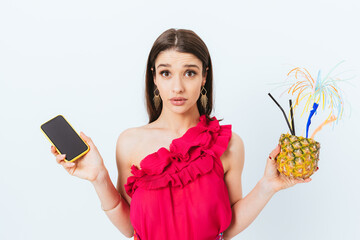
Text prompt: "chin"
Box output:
[[171, 107, 189, 114], [164, 104, 190, 114]]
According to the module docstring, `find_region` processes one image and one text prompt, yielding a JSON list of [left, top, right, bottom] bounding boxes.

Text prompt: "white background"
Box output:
[[1, 0, 359, 239]]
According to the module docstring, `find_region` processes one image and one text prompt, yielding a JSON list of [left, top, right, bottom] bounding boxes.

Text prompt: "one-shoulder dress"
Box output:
[[124, 114, 233, 240]]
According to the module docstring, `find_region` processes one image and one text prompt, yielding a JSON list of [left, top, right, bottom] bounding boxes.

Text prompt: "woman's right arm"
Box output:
[[91, 130, 134, 238], [52, 131, 134, 238], [91, 168, 133, 238]]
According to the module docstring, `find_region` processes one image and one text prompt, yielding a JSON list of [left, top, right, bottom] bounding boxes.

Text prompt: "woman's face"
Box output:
[[153, 49, 207, 114]]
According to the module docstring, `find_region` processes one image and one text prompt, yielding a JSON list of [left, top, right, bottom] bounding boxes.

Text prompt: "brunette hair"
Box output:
[[145, 28, 215, 123]]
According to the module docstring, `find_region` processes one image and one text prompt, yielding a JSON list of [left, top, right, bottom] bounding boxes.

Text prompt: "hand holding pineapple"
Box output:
[[262, 144, 315, 193]]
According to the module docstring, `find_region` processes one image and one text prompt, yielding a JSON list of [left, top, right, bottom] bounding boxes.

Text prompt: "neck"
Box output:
[[155, 105, 201, 136]]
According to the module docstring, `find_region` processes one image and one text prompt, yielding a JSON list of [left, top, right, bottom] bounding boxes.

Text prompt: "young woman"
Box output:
[[51, 28, 312, 240]]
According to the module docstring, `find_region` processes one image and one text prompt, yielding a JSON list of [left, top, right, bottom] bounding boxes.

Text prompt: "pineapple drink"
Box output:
[[269, 61, 348, 180], [276, 133, 320, 179]]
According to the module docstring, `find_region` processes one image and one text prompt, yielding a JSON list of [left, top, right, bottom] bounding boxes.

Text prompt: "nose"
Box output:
[[172, 74, 185, 93]]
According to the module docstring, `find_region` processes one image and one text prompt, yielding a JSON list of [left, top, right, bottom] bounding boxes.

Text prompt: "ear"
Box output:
[[202, 67, 208, 86]]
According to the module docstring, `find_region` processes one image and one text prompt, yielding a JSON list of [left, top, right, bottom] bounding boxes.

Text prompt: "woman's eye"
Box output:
[[160, 71, 170, 77], [186, 70, 196, 77]]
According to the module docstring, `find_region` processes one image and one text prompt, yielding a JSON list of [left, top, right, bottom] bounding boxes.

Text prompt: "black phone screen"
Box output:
[[41, 115, 89, 161]]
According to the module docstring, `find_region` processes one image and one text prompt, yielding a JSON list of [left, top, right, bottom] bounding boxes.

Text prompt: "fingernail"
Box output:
[[269, 156, 272, 160]]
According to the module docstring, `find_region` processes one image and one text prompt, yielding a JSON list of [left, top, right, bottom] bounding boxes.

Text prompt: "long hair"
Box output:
[[145, 28, 215, 123]]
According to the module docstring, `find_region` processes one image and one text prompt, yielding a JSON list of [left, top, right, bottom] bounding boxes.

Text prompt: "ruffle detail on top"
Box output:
[[124, 115, 232, 198]]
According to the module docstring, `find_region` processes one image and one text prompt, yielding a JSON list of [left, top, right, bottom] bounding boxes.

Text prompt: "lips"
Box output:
[[170, 97, 187, 101], [170, 97, 187, 106]]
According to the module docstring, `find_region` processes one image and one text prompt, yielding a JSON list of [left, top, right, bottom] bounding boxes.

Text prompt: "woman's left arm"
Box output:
[[222, 132, 312, 239]]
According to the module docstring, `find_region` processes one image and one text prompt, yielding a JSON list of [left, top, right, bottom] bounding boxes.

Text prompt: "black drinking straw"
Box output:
[[268, 93, 294, 135], [289, 99, 296, 136]]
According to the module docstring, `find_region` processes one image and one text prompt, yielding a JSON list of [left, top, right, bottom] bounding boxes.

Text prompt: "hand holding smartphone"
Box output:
[[41, 115, 90, 162], [41, 115, 106, 182]]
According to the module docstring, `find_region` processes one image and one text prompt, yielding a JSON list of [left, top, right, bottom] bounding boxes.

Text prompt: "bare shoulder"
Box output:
[[116, 125, 150, 163], [116, 128, 138, 156], [228, 132, 244, 155], [222, 131, 245, 174], [223, 131, 245, 206], [116, 127, 143, 147], [115, 125, 151, 205]]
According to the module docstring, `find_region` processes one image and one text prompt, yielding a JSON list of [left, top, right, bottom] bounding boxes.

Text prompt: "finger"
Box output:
[[64, 161, 76, 168], [51, 145, 59, 156], [295, 178, 312, 184], [59, 160, 76, 168], [56, 154, 66, 164], [269, 144, 281, 160], [55, 154, 76, 167], [80, 131, 93, 147]]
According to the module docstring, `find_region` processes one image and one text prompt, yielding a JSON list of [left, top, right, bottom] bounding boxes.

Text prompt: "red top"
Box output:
[[124, 115, 232, 239]]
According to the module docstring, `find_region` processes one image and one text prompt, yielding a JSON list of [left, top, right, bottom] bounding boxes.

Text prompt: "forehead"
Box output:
[[155, 49, 202, 68]]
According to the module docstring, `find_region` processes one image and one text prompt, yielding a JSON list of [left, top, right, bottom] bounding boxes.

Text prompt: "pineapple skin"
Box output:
[[276, 133, 320, 179]]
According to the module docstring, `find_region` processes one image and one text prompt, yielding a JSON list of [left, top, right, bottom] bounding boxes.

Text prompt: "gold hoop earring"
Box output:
[[153, 87, 161, 110], [200, 86, 208, 110]]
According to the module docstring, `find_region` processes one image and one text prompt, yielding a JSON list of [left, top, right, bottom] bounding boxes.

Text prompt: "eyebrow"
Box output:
[[157, 64, 200, 70]]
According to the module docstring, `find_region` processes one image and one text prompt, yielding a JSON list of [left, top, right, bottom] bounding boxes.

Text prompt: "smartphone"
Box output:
[[40, 115, 90, 162]]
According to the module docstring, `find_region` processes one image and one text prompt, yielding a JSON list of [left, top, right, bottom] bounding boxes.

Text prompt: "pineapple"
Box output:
[[276, 133, 320, 179]]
